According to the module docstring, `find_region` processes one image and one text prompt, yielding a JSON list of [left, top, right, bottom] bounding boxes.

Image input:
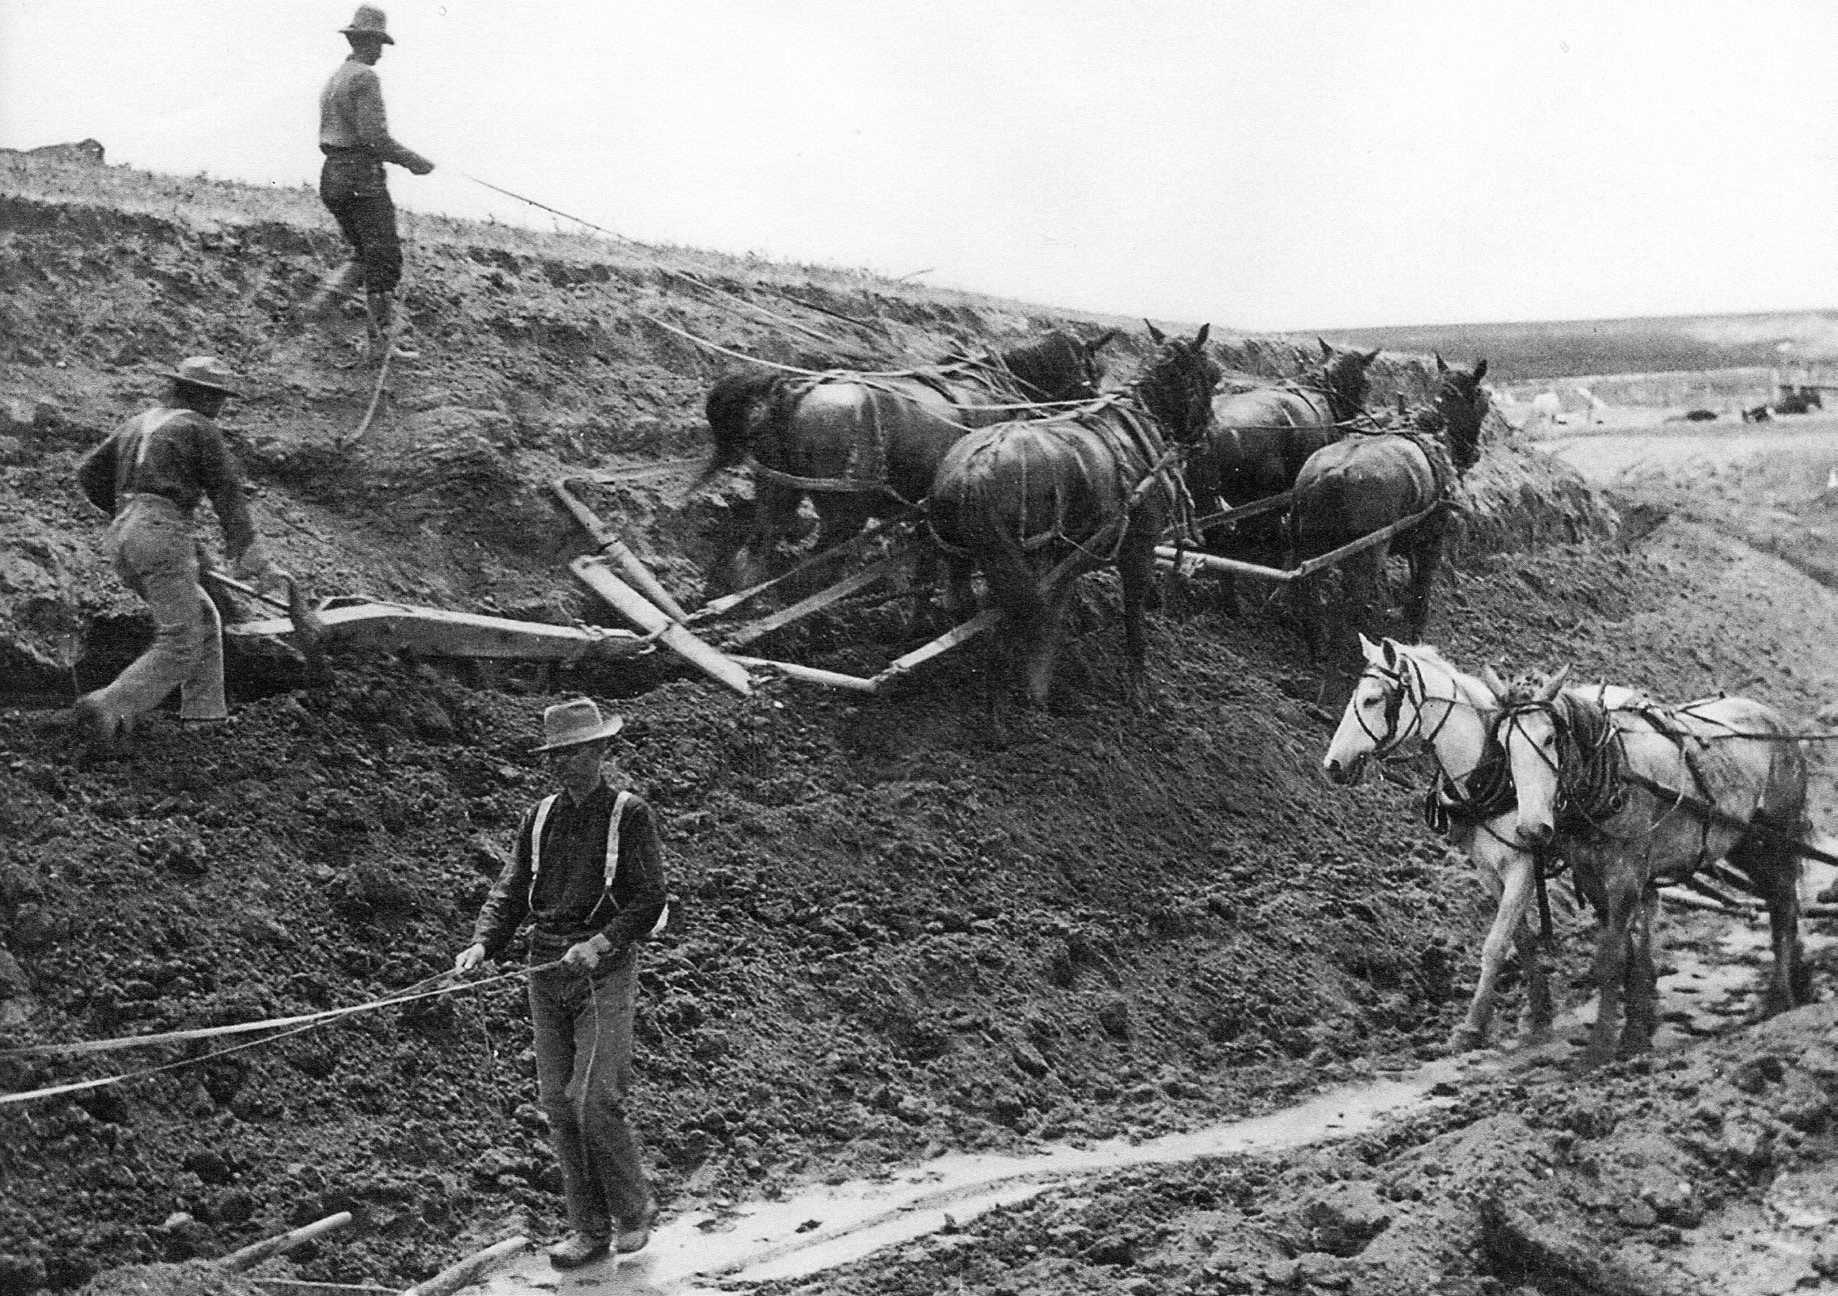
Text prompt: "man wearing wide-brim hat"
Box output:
[[72, 357, 286, 744], [456, 699, 669, 1268], [313, 5, 434, 361]]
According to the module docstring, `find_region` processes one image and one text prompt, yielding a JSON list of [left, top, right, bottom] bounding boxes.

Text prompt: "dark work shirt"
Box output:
[[74, 406, 259, 562], [471, 780, 667, 961]]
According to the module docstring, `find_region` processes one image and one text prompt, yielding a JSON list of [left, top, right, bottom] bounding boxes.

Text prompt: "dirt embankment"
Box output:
[[1, 156, 1823, 1296]]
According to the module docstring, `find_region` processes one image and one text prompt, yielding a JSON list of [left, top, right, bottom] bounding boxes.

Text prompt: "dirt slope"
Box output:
[[2, 155, 1835, 1296]]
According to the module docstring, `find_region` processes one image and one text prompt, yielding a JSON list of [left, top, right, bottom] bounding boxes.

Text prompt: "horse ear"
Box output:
[[1536, 664, 1572, 703], [1193, 323, 1210, 347], [1319, 337, 1334, 358], [1435, 352, 1448, 373], [1481, 664, 1509, 698], [1358, 632, 1385, 665], [1145, 319, 1166, 346], [1473, 357, 1488, 380], [1363, 347, 1381, 364]]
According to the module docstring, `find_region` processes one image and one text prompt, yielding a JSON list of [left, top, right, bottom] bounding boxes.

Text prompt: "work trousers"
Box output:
[[90, 495, 225, 723], [528, 950, 655, 1240], [319, 152, 402, 294]]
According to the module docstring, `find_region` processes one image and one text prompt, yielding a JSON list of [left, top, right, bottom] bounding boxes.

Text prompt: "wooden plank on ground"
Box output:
[[1153, 546, 1296, 582], [221, 1214, 352, 1273], [721, 561, 897, 649], [398, 1236, 528, 1296], [572, 556, 753, 695]]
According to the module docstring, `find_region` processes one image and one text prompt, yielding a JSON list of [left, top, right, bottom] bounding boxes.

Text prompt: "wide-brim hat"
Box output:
[[340, 5, 395, 43], [533, 698, 625, 752], [165, 356, 241, 397]]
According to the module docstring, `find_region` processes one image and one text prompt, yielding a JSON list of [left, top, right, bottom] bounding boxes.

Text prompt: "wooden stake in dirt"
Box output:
[[398, 1236, 528, 1296], [220, 1212, 353, 1273], [551, 478, 693, 622], [571, 556, 753, 695]]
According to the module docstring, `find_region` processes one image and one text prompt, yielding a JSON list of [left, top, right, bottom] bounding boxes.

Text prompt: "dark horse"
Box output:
[[927, 324, 1220, 705], [1184, 338, 1381, 539], [699, 329, 1116, 589], [1289, 355, 1489, 696]]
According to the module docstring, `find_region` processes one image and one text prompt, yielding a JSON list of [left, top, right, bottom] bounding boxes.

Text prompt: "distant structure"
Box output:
[[1575, 386, 1611, 425], [0, 138, 105, 166], [1530, 391, 1565, 424]]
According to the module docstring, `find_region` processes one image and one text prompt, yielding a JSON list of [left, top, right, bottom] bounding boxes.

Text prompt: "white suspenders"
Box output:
[[124, 409, 185, 488], [527, 791, 669, 938]]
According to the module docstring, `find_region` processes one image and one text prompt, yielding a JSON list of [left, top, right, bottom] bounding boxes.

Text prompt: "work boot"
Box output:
[[545, 1233, 609, 1270], [615, 1203, 658, 1255], [364, 291, 420, 362]]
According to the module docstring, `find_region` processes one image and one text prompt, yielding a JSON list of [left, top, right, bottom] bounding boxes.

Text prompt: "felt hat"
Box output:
[[533, 698, 625, 752], [340, 5, 395, 44], [165, 356, 241, 397]]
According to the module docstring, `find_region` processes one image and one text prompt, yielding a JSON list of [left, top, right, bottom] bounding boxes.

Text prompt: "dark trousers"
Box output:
[[319, 153, 402, 294], [528, 951, 654, 1239]]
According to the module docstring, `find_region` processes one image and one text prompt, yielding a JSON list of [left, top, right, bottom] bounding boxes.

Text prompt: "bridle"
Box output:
[[1494, 691, 1631, 841]]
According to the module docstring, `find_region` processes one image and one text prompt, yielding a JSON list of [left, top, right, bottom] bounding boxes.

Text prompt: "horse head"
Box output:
[[1432, 356, 1491, 472], [1000, 330, 1111, 402], [1135, 322, 1219, 443], [698, 369, 783, 482], [1316, 340, 1382, 423], [1496, 665, 1573, 847], [1324, 633, 1411, 784]]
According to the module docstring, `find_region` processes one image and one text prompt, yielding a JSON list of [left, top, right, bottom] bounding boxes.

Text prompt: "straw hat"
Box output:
[[165, 356, 241, 397], [340, 5, 395, 44], [533, 698, 625, 752]]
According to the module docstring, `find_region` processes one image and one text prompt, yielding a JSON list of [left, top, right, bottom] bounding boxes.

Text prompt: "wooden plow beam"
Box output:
[[1183, 488, 1296, 537], [1154, 501, 1440, 584], [733, 608, 1004, 695], [571, 556, 754, 695], [552, 477, 693, 622], [720, 559, 900, 649], [689, 521, 914, 624], [222, 603, 649, 662]]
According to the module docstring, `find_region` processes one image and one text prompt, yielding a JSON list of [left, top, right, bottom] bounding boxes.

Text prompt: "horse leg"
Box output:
[[1119, 529, 1156, 706], [1022, 578, 1080, 707], [1320, 549, 1379, 711], [1402, 511, 1448, 642], [1742, 835, 1807, 1013], [729, 484, 804, 592], [1619, 887, 1660, 1057], [1581, 876, 1638, 1069], [1450, 844, 1533, 1052]]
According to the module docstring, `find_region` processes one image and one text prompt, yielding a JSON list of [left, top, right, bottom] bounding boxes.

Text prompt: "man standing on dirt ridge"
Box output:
[[455, 698, 669, 1270], [70, 357, 285, 744], [312, 5, 434, 361]]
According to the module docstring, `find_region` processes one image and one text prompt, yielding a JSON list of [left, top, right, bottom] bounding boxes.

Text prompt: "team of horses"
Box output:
[[1325, 635, 1814, 1068], [700, 324, 1489, 703], [697, 328, 1819, 1068]]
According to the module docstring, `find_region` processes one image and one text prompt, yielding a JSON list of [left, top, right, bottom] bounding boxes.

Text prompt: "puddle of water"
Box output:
[[467, 881, 1838, 1296], [470, 1061, 1464, 1296]]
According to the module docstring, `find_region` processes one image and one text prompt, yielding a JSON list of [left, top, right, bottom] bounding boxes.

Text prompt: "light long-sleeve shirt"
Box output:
[[318, 58, 430, 171]]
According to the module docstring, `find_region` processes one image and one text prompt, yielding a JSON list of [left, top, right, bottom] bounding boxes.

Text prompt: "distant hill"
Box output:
[[1313, 310, 1838, 382]]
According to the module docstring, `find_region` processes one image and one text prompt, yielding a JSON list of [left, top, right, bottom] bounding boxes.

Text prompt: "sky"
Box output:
[[2, 0, 1835, 332]]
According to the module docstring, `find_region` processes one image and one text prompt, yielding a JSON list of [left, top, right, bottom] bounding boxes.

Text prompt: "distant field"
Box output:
[[1314, 310, 1838, 382]]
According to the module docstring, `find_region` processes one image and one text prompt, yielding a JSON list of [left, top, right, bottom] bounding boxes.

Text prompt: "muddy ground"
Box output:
[[2, 157, 1837, 1296]]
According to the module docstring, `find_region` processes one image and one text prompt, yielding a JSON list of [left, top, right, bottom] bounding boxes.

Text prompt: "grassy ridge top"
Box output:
[[1317, 309, 1838, 383]]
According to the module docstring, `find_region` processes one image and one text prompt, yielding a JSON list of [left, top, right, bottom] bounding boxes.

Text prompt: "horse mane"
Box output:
[[1391, 641, 1494, 709], [1316, 349, 1375, 423]]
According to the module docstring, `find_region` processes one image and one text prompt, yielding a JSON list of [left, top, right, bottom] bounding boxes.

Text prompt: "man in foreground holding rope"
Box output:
[[310, 5, 434, 361], [71, 357, 285, 745], [455, 699, 669, 1269]]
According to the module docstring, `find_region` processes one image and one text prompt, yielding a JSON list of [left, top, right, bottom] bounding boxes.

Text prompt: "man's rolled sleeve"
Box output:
[[595, 799, 667, 953], [471, 810, 535, 959], [347, 65, 430, 172]]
